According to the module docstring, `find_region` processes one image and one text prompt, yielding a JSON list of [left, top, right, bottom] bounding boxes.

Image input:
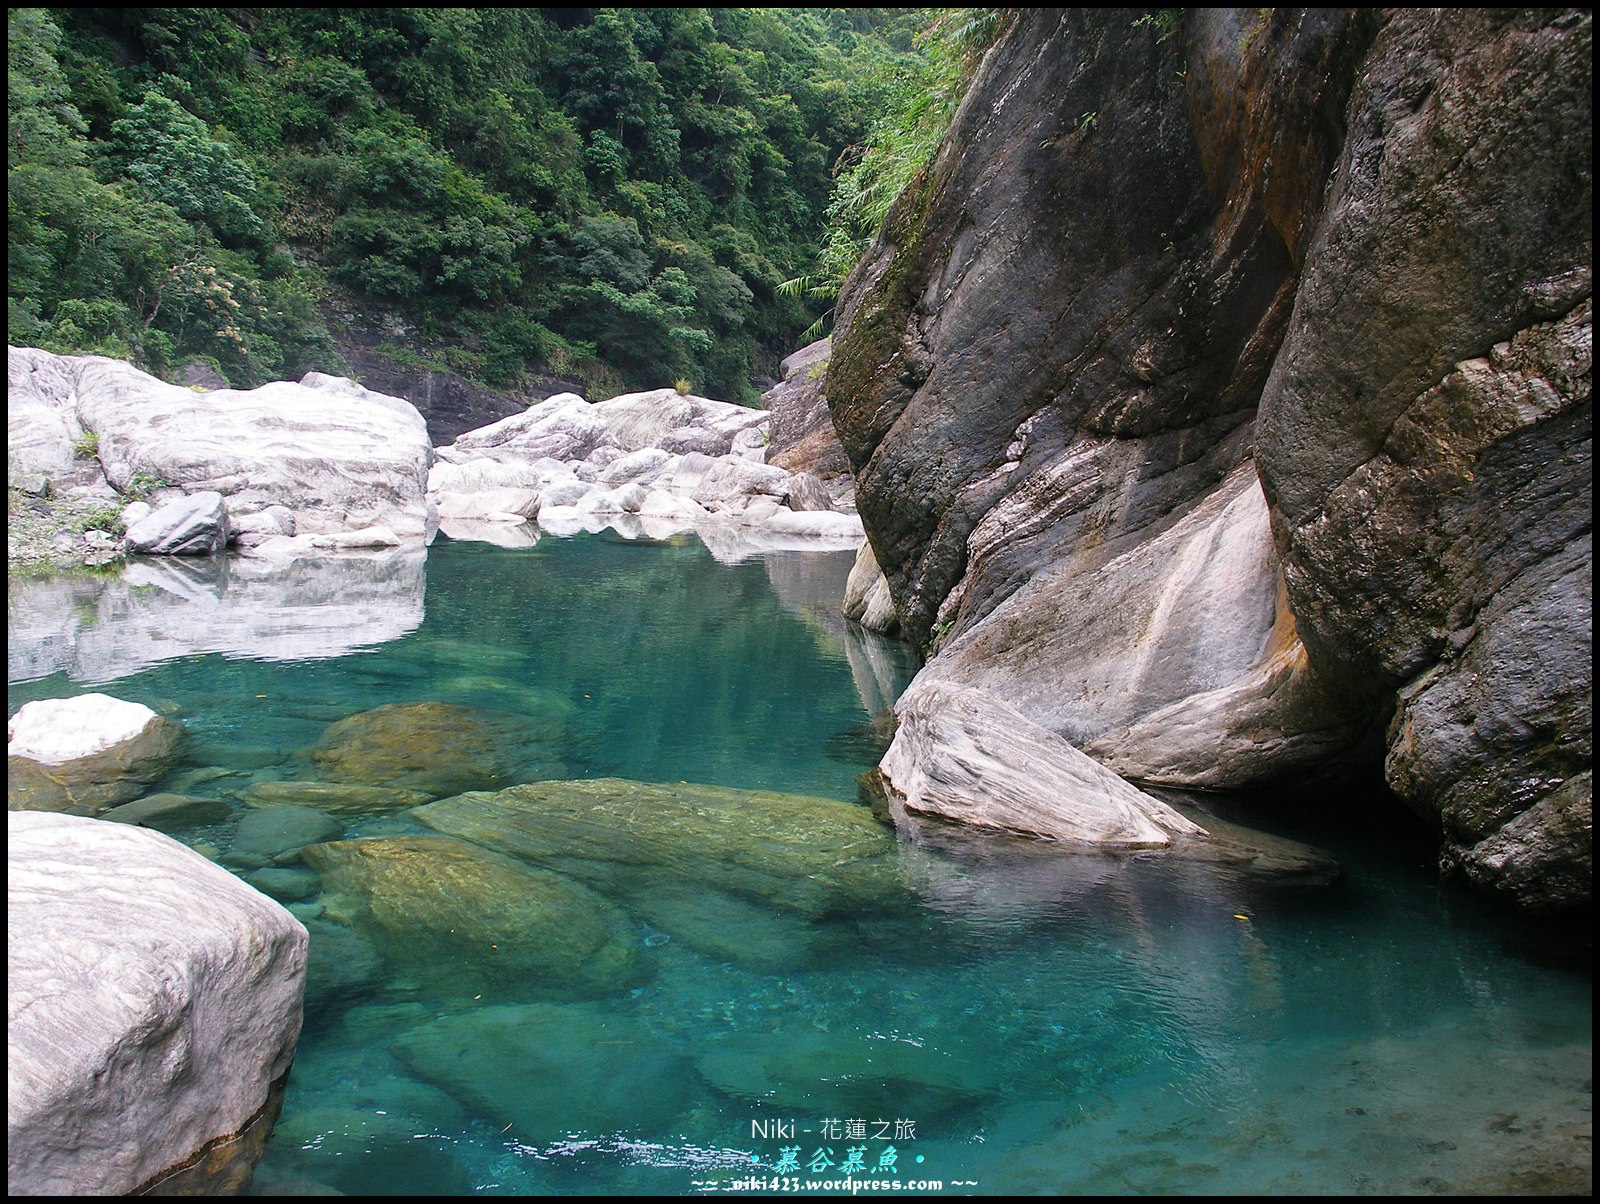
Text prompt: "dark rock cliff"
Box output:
[[827, 8, 1591, 916]]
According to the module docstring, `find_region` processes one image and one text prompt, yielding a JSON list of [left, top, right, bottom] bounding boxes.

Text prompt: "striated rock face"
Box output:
[[828, 8, 1590, 913], [762, 337, 854, 499], [1255, 10, 1593, 913], [7, 347, 435, 545], [7, 811, 306, 1195], [882, 680, 1210, 848]]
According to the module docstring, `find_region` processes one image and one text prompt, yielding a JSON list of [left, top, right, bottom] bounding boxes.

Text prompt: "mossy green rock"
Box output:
[[242, 779, 434, 816], [389, 1002, 692, 1145], [413, 777, 900, 918], [300, 835, 640, 999], [305, 701, 566, 798]]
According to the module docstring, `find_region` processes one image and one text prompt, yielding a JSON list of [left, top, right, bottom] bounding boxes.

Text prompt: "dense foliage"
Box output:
[[10, 7, 933, 401], [783, 7, 1013, 335]]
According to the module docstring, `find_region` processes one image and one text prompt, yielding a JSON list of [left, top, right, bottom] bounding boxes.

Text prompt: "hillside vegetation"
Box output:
[[8, 7, 981, 403]]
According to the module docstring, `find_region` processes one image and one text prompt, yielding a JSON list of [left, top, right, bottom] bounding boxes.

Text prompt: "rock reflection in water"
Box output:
[[7, 548, 425, 685]]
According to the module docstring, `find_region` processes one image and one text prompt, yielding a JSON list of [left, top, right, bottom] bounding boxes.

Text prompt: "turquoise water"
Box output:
[[7, 533, 1591, 1196]]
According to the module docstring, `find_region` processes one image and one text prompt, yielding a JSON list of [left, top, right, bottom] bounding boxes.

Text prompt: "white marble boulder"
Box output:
[[8, 693, 184, 814], [880, 679, 1208, 847], [123, 489, 231, 555], [592, 387, 769, 456], [7, 812, 307, 1195], [7, 347, 435, 548], [434, 392, 614, 465], [429, 386, 866, 556]]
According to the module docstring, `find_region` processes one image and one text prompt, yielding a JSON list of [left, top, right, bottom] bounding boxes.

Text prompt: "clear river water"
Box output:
[[7, 531, 1591, 1195]]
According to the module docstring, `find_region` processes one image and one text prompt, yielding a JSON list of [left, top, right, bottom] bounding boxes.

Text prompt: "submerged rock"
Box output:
[[102, 791, 230, 832], [626, 881, 847, 972], [413, 777, 899, 918], [299, 916, 384, 1013], [698, 1029, 998, 1120], [7, 693, 183, 814], [242, 778, 435, 816], [300, 834, 641, 999], [7, 811, 306, 1195], [306, 700, 567, 798], [390, 1001, 692, 1145], [233, 804, 344, 863]]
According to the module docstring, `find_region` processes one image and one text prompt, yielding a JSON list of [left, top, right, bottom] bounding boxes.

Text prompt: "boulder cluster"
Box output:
[[7, 346, 864, 565]]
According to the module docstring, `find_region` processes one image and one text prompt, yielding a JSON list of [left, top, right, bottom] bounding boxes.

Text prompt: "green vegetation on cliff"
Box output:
[[8, 7, 929, 401]]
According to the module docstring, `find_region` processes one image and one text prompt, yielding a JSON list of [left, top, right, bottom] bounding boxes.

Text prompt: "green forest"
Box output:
[[8, 7, 999, 404]]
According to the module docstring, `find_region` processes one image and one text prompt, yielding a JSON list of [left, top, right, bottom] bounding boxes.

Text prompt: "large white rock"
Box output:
[[123, 489, 231, 555], [440, 393, 615, 464], [7, 811, 307, 1195], [761, 507, 864, 540], [8, 693, 167, 764], [880, 680, 1208, 847], [427, 456, 552, 493], [600, 446, 671, 487], [7, 347, 105, 491], [592, 388, 768, 456], [7, 348, 434, 541], [691, 455, 793, 514], [8, 694, 184, 814]]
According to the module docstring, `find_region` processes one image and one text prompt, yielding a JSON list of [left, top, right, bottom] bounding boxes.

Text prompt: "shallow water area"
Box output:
[[7, 532, 1591, 1196]]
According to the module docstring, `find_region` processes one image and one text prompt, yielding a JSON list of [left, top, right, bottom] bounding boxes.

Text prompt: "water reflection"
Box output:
[[7, 548, 426, 685]]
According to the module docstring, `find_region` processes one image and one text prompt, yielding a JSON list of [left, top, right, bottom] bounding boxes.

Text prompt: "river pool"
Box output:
[[7, 531, 1590, 1195]]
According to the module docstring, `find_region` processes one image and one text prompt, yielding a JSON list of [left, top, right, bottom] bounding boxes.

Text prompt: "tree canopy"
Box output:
[[9, 7, 939, 401]]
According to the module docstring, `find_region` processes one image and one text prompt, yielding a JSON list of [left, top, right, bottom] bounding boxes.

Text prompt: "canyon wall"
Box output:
[[827, 8, 1591, 916]]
